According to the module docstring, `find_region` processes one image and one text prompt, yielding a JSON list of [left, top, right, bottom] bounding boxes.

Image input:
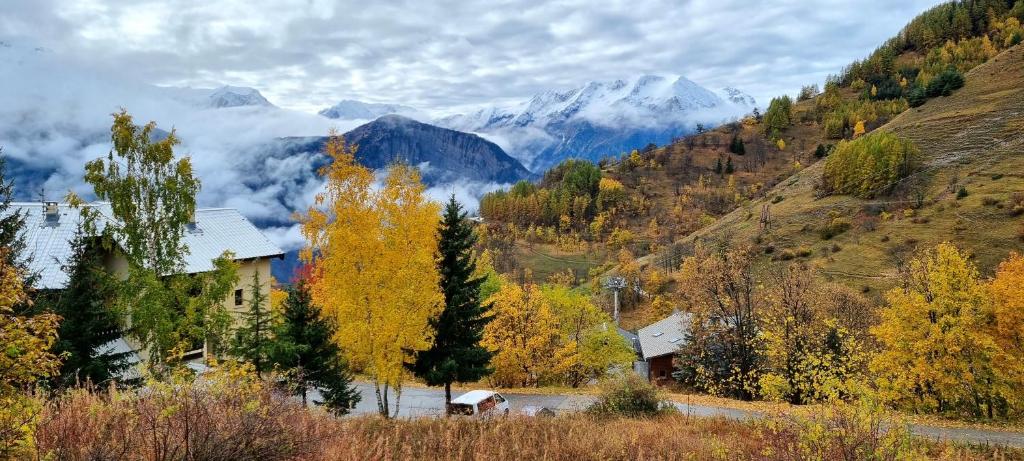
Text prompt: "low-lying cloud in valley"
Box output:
[[0, 42, 372, 252]]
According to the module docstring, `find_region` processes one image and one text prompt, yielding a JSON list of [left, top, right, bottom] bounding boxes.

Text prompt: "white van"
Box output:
[[446, 390, 510, 417]]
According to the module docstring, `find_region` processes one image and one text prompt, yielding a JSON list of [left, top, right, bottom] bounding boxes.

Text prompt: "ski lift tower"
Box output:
[[603, 276, 627, 324]]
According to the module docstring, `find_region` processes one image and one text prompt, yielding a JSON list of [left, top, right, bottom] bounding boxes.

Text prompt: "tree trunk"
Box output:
[[444, 382, 452, 407], [392, 385, 403, 419]]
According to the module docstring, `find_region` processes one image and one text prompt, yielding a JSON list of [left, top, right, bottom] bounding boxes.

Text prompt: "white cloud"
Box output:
[[2, 0, 942, 113]]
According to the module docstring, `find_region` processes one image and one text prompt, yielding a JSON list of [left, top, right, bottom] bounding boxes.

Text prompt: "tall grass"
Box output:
[[27, 366, 1020, 460]]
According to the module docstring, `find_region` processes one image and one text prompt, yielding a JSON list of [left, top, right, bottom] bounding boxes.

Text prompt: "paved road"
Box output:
[[332, 383, 1024, 448]]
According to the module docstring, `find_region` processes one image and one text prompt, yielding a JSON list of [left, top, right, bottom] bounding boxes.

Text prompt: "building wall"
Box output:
[[647, 355, 674, 384], [103, 252, 276, 365]]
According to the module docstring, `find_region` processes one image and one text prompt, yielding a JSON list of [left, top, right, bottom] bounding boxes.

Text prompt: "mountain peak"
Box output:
[[207, 85, 273, 108], [318, 100, 422, 121]]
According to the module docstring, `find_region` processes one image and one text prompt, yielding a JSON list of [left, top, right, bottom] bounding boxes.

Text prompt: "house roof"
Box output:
[[616, 326, 642, 357], [451, 390, 496, 405], [636, 311, 691, 360], [7, 202, 284, 289]]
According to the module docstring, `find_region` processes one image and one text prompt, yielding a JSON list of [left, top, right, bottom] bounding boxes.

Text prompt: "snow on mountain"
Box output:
[[318, 100, 423, 121], [719, 87, 757, 106], [437, 75, 755, 171], [162, 85, 275, 109]]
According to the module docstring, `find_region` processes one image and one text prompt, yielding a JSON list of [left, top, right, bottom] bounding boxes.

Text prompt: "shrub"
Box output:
[[819, 217, 852, 240], [956, 187, 969, 199], [1009, 192, 1024, 217], [758, 399, 922, 460], [34, 364, 333, 461], [587, 374, 673, 418], [820, 132, 921, 198], [926, 68, 965, 97], [796, 246, 813, 258]]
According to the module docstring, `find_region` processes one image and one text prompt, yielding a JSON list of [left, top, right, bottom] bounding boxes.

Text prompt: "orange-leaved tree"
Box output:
[[298, 131, 442, 418]]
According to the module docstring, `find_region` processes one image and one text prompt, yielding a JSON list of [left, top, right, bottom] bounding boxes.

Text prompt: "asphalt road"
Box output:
[[335, 383, 1024, 448]]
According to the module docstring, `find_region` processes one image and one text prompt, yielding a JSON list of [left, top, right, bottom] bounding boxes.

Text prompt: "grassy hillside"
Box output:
[[680, 44, 1024, 295]]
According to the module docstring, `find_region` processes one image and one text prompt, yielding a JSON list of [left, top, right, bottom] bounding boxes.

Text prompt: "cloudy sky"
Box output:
[[3, 0, 942, 114]]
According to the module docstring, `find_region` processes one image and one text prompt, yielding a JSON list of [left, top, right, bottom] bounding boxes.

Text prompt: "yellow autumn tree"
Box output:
[[482, 281, 560, 387], [759, 262, 869, 404], [0, 250, 60, 457], [871, 243, 1013, 419], [298, 131, 443, 417], [989, 252, 1024, 411], [853, 120, 866, 138], [776, 139, 786, 151], [543, 285, 633, 387]]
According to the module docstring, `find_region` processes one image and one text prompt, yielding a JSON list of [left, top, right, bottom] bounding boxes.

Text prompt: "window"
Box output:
[[493, 394, 506, 404], [659, 370, 667, 378], [234, 289, 243, 306], [652, 332, 663, 337]]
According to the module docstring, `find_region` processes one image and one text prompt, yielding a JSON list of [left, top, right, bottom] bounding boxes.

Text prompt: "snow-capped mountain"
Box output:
[[437, 75, 755, 171], [720, 87, 757, 106], [319, 100, 423, 121], [163, 85, 275, 109]]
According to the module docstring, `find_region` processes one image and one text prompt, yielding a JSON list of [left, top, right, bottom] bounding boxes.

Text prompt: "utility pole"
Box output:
[[603, 276, 627, 325]]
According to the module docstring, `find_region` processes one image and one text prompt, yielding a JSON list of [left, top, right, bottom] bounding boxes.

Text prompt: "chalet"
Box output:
[[636, 311, 691, 384], [10, 201, 284, 371]]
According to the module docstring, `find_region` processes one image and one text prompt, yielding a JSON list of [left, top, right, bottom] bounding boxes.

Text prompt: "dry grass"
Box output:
[[27, 373, 1024, 461], [682, 44, 1024, 297]]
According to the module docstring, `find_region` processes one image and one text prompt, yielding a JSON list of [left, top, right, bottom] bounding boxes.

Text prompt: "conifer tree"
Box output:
[[725, 156, 735, 174], [231, 270, 274, 377], [50, 231, 131, 387], [270, 279, 359, 413], [729, 135, 746, 155], [714, 158, 723, 175], [0, 152, 32, 292], [411, 196, 494, 405]]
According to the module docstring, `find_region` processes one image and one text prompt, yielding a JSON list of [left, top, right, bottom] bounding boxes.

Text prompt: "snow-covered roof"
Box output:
[[637, 311, 691, 360], [451, 390, 497, 405], [7, 202, 283, 289]]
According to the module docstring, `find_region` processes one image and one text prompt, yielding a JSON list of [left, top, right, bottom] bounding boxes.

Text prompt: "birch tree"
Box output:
[[299, 132, 442, 418]]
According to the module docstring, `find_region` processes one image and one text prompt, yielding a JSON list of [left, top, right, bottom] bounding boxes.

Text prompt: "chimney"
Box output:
[[186, 210, 199, 232], [44, 201, 59, 224]]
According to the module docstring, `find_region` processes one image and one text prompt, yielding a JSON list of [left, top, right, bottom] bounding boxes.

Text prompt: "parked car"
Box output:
[[446, 390, 510, 417]]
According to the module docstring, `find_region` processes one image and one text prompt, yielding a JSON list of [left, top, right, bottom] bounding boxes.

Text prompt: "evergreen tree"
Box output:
[[50, 231, 131, 387], [0, 153, 27, 278], [231, 270, 274, 377], [814, 144, 829, 158], [714, 158, 723, 175], [270, 279, 358, 413], [410, 195, 494, 405], [725, 156, 735, 174], [729, 135, 746, 155]]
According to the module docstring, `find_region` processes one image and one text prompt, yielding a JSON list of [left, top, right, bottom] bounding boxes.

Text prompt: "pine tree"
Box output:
[[270, 279, 359, 413], [231, 270, 274, 377], [0, 153, 28, 281], [729, 135, 746, 155], [50, 231, 131, 388], [725, 156, 735, 174], [714, 158, 723, 175], [410, 195, 494, 405]]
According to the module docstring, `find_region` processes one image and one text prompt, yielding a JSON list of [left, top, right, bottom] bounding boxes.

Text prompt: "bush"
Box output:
[[820, 132, 921, 198], [819, 217, 852, 240], [34, 364, 333, 461], [926, 68, 965, 97], [956, 186, 969, 199], [587, 374, 673, 418], [907, 86, 927, 107], [757, 399, 923, 461]]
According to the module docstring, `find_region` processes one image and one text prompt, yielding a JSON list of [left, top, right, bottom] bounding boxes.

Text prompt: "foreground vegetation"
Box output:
[[21, 367, 1021, 461]]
